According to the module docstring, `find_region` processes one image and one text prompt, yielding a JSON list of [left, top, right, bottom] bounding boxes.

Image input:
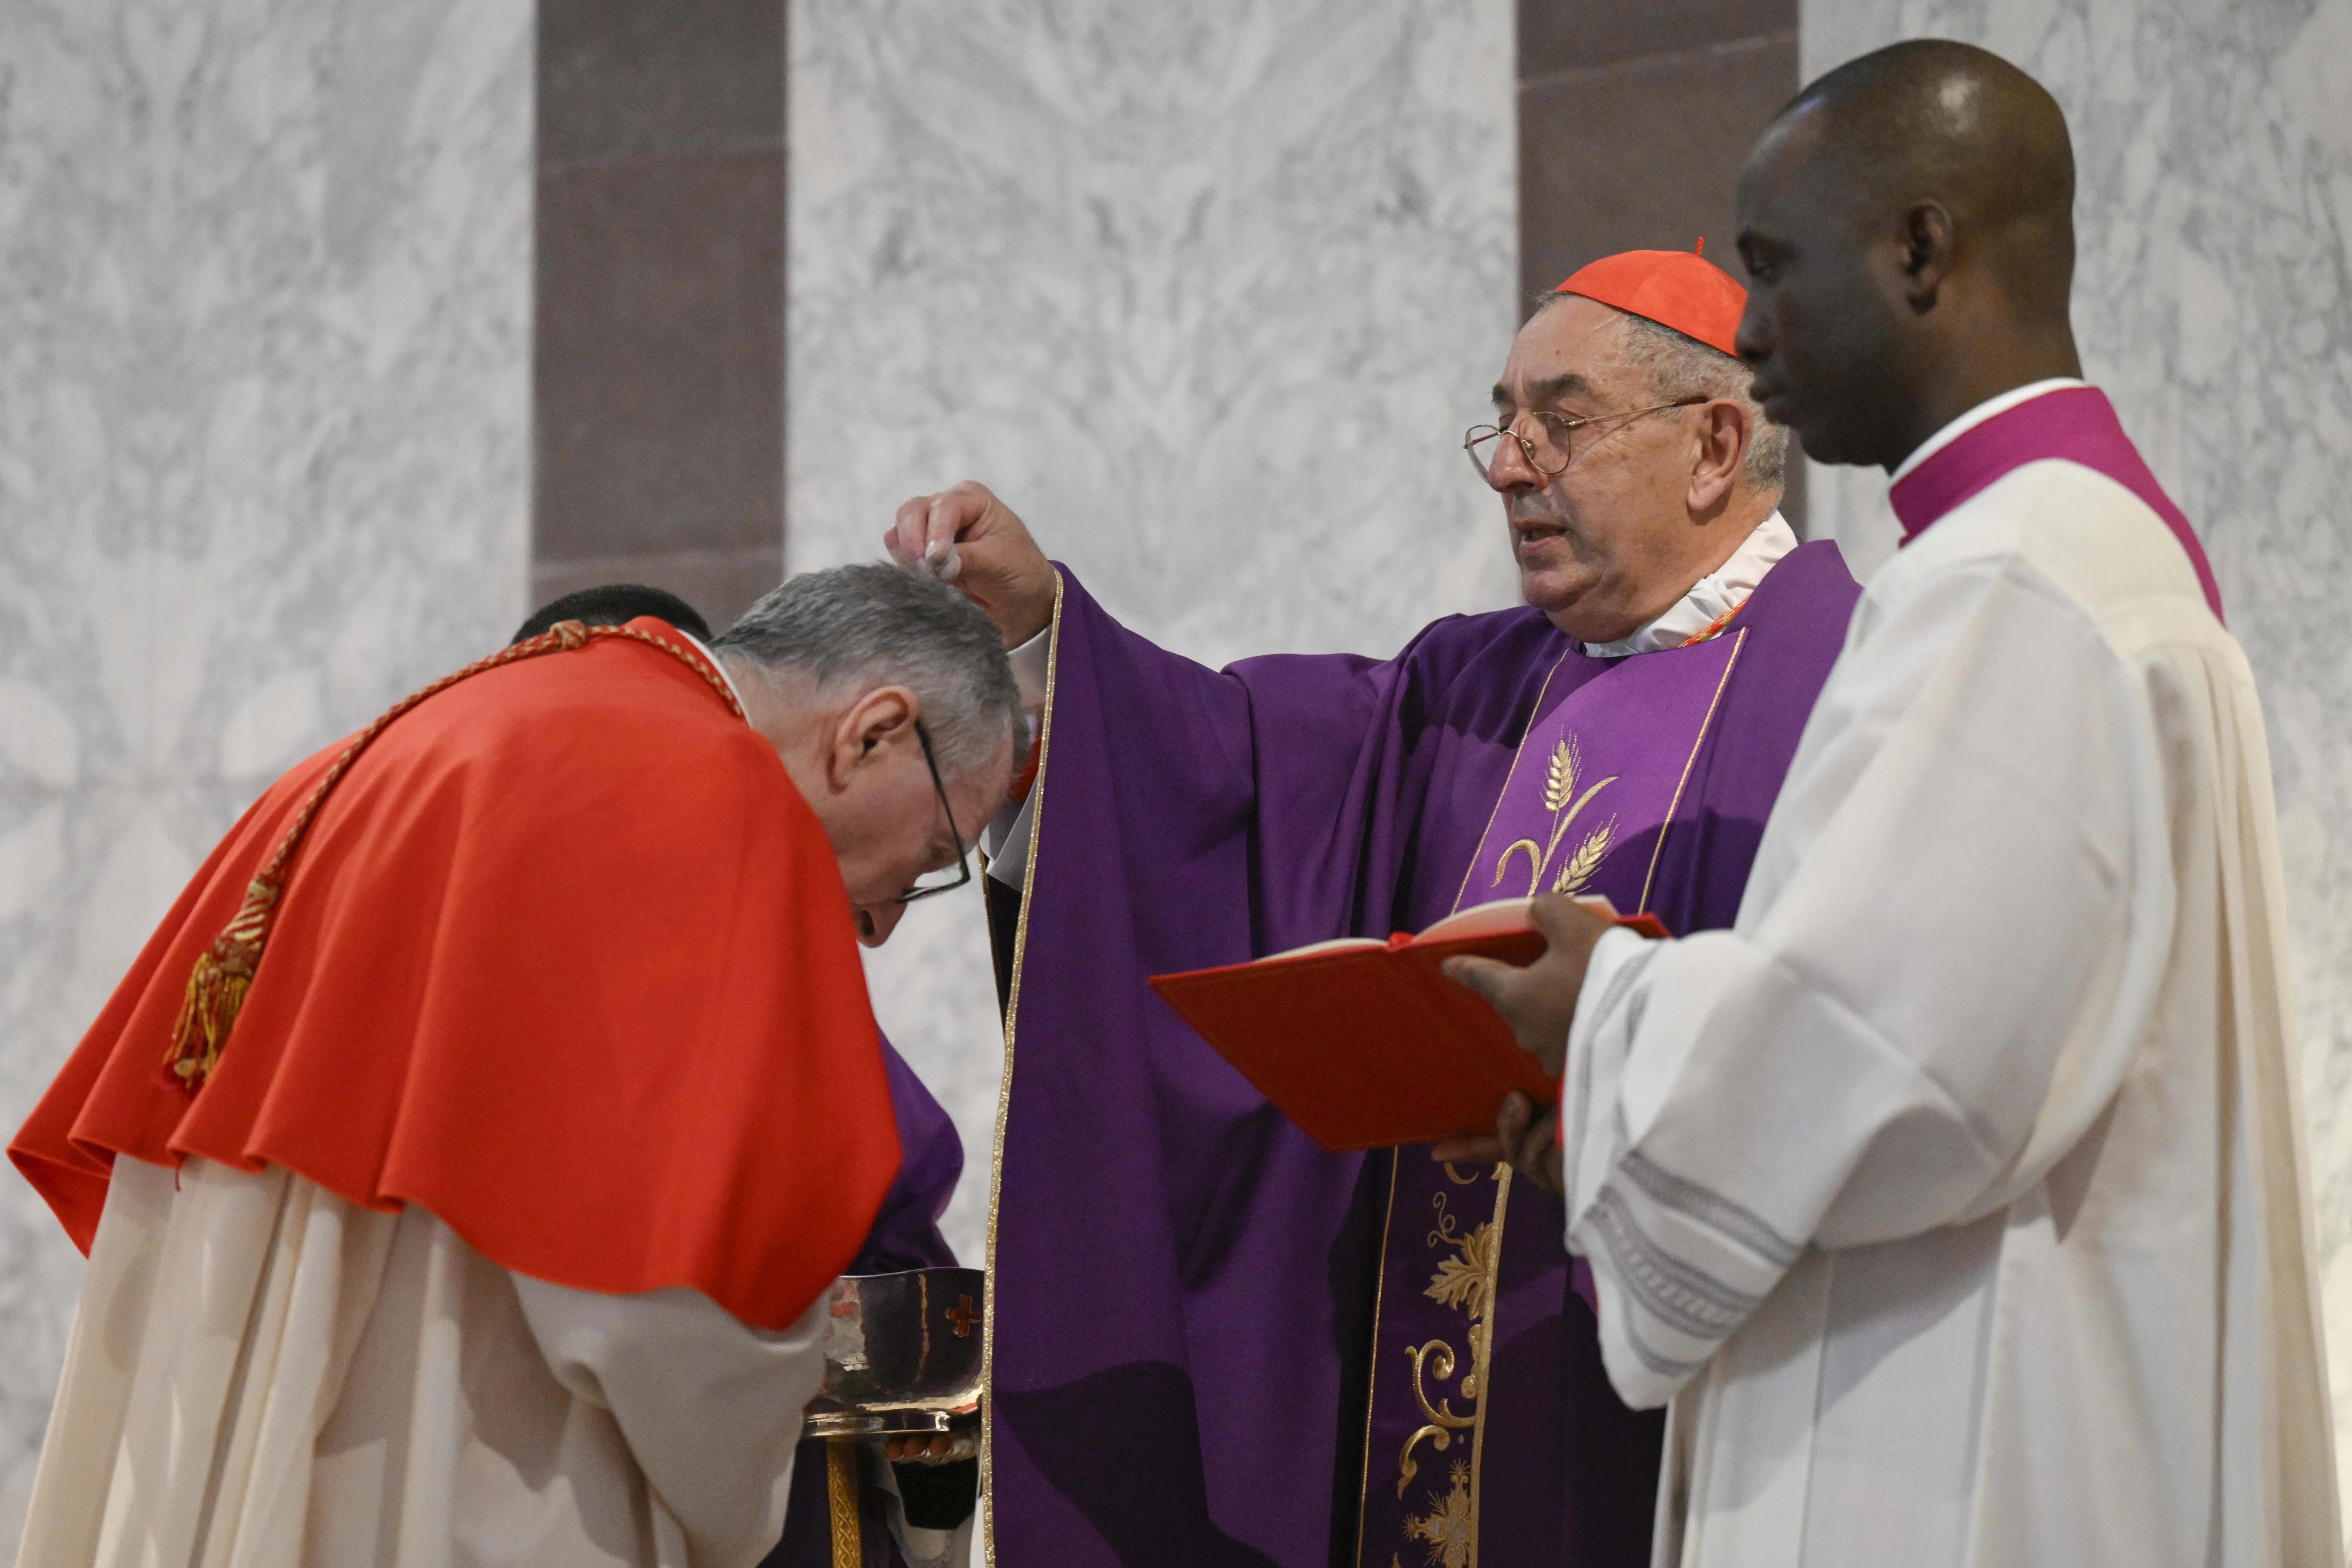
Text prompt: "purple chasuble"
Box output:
[[764, 1039, 965, 1568], [1888, 384, 2223, 622], [1357, 626, 1753, 1564], [985, 545, 1859, 1568]]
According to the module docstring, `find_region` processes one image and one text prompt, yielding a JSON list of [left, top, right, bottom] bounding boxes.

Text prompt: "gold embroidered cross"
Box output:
[[947, 1296, 980, 1338]]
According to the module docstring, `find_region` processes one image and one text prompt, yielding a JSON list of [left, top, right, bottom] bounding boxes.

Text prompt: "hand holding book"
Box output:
[[1147, 893, 1666, 1153], [1426, 894, 1627, 1194], [1438, 894, 1624, 1079]]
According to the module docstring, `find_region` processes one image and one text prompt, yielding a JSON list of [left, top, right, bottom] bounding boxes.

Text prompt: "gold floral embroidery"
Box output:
[[1424, 1220, 1496, 1320], [1398, 1337, 1474, 1494], [1398, 1191, 1503, 1503], [1404, 1463, 1476, 1568], [1491, 734, 1619, 897], [1425, 1190, 1468, 1248]]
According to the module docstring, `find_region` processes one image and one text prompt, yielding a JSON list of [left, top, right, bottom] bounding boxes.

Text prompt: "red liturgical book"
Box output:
[[1148, 897, 1670, 1153]]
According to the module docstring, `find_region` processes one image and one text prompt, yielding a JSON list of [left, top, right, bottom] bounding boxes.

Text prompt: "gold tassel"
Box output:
[[165, 880, 277, 1090]]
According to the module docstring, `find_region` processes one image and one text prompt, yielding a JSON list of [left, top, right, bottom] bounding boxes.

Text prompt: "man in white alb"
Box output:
[[1440, 38, 2339, 1568]]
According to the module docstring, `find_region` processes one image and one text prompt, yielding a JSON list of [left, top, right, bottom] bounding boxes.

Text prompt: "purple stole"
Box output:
[[1888, 385, 2223, 622], [1353, 628, 1749, 1565]]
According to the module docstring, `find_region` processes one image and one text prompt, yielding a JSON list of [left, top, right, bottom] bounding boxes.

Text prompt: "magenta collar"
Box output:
[[1886, 386, 2223, 623]]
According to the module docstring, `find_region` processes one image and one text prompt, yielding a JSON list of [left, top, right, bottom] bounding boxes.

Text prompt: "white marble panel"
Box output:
[[0, 1, 531, 1551], [1801, 0, 2352, 1521], [788, 0, 1518, 1269]]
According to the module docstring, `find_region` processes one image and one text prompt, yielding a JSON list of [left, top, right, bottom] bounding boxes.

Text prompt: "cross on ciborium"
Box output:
[[802, 1267, 985, 1567]]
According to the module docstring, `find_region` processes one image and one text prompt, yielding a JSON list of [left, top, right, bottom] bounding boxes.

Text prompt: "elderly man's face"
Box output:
[[735, 671, 1015, 950], [835, 727, 1013, 948], [1484, 296, 1724, 644]]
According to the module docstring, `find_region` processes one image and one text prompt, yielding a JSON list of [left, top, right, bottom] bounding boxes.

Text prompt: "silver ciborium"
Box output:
[[801, 1266, 986, 1441]]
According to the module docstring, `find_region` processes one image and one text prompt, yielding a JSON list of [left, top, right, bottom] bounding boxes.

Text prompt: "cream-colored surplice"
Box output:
[[1559, 443, 2339, 1565], [18, 1157, 828, 1568]]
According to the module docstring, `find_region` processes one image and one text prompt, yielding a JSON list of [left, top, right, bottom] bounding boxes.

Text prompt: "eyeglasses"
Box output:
[[893, 721, 973, 904], [1464, 397, 1707, 482]]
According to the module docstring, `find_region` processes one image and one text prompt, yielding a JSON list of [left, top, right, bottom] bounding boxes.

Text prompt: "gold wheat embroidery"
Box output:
[[1543, 738, 1576, 811], [1552, 816, 1615, 896], [1491, 837, 1541, 893], [1492, 730, 1619, 896]]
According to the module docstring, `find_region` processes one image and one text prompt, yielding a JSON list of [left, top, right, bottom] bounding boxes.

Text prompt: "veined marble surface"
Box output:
[[788, 0, 1519, 1270], [1801, 0, 2352, 1520], [0, 2, 530, 1549]]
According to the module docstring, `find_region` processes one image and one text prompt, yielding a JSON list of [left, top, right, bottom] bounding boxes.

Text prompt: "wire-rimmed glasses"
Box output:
[[892, 720, 972, 904], [1464, 396, 1707, 482]]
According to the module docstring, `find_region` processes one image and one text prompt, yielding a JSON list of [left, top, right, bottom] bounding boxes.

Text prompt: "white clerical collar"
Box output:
[[1581, 511, 1798, 659], [682, 629, 752, 716], [1889, 377, 2089, 485]]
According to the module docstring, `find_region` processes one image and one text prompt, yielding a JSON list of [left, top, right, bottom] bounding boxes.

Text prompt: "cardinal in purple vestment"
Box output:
[[891, 251, 1862, 1568]]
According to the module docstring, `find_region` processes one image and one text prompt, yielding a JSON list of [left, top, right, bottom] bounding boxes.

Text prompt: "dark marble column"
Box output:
[[533, 0, 786, 630], [1516, 0, 1804, 524]]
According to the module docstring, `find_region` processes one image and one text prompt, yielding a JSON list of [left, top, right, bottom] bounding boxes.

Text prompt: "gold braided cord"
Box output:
[[164, 620, 741, 1090], [826, 1437, 863, 1568], [981, 570, 1066, 1568]]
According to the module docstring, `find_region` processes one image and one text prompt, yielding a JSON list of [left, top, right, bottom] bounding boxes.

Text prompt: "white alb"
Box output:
[[1561, 444, 2337, 1566], [20, 1157, 829, 1568]]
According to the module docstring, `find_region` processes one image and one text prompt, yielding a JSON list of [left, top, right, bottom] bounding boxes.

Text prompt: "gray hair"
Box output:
[[1538, 293, 1789, 489], [713, 562, 1025, 779], [1611, 311, 1789, 489]]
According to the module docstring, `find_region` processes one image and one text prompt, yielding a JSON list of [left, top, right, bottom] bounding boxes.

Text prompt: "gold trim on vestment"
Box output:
[[1370, 619, 1744, 1563], [980, 571, 1065, 1568], [1375, 1156, 1510, 1568], [1363, 642, 1584, 1566], [826, 1436, 862, 1568], [1464, 1165, 1510, 1564], [1352, 1149, 1400, 1567], [1633, 627, 1747, 916]]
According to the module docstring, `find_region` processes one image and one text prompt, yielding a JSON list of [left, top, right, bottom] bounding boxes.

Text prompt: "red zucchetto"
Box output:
[[1554, 244, 1747, 357]]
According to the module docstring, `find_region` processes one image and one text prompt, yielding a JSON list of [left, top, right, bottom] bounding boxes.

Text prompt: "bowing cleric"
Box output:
[[11, 563, 1017, 1568]]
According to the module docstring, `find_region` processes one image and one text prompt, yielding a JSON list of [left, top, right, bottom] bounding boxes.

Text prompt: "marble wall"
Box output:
[[535, 0, 787, 629], [787, 0, 1520, 1269], [0, 2, 531, 1552], [1798, 0, 2352, 1516]]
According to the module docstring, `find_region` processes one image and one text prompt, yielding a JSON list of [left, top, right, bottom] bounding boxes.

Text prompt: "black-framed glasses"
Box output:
[[1464, 396, 1707, 481], [893, 721, 972, 904]]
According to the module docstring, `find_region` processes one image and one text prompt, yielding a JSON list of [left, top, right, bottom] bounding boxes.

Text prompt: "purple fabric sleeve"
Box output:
[[764, 1036, 964, 1568], [856, 1038, 965, 1274]]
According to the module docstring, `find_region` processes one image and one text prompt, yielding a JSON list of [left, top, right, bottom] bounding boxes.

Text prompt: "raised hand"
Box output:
[[885, 481, 1057, 647]]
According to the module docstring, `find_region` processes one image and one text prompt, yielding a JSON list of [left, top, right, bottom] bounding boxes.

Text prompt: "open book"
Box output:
[[1147, 897, 1670, 1152]]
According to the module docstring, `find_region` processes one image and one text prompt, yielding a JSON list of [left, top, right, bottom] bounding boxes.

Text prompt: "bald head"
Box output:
[[1731, 41, 2085, 470], [1789, 41, 2075, 317]]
